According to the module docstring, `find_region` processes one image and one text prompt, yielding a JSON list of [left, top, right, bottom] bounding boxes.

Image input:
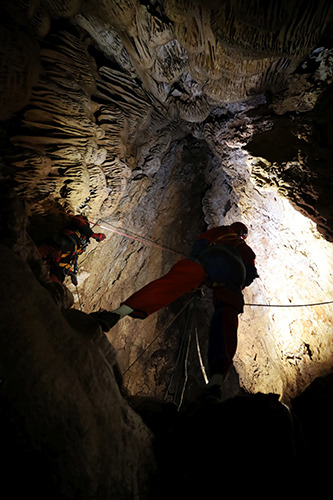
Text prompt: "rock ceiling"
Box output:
[[1, 0, 332, 219], [1, 0, 333, 404]]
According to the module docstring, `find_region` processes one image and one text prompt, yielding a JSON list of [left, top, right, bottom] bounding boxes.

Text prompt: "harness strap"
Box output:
[[209, 232, 243, 247], [207, 281, 243, 294], [194, 239, 246, 292], [62, 230, 88, 255]]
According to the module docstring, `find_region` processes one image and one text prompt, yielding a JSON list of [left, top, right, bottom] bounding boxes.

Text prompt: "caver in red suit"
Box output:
[[38, 215, 106, 285], [91, 222, 258, 380]]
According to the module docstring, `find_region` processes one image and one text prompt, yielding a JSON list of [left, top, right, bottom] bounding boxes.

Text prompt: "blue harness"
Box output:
[[190, 239, 246, 291]]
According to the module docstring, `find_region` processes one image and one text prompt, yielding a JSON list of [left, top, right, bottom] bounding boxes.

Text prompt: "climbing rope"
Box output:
[[78, 217, 333, 309], [121, 294, 333, 386], [164, 300, 194, 407], [26, 199, 333, 309], [90, 217, 184, 256], [24, 198, 183, 257], [177, 328, 192, 411], [244, 300, 333, 308], [75, 284, 83, 311], [165, 306, 209, 409], [195, 327, 209, 385], [122, 297, 194, 377]]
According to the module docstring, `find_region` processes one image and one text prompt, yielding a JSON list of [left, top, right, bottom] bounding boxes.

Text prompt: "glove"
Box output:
[[243, 265, 259, 287], [70, 273, 78, 286], [92, 233, 106, 242]]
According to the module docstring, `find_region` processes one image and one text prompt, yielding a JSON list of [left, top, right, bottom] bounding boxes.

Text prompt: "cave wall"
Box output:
[[1, 1, 333, 495], [1, 0, 332, 228], [1, 0, 333, 396], [0, 240, 156, 499]]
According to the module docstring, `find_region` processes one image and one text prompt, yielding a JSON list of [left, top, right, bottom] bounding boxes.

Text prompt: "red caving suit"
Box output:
[[123, 225, 257, 377]]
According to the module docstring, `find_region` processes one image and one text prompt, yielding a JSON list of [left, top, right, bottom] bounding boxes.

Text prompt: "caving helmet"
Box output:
[[229, 222, 248, 239]]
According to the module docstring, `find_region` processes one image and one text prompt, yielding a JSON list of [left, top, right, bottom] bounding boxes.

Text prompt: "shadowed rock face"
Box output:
[[0, 241, 156, 500], [1, 1, 333, 497]]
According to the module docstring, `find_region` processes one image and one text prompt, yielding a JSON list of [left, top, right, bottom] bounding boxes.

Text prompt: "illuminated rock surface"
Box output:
[[1, 0, 333, 497]]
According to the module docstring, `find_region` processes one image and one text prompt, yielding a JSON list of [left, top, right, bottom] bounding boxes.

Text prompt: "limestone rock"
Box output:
[[0, 20, 41, 120], [0, 244, 156, 499], [5, 29, 136, 219], [1, 2, 333, 491], [41, 0, 83, 18]]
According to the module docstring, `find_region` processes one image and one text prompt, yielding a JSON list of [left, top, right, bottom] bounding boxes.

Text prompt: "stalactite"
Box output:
[[2, 0, 51, 38], [85, 0, 138, 30], [2, 0, 333, 404], [4, 28, 141, 219], [1, 4, 333, 497], [72, 13, 136, 75], [100, 159, 131, 215], [0, 22, 41, 120], [151, 39, 187, 84], [211, 0, 333, 58], [93, 66, 153, 153], [40, 32, 97, 95], [41, 0, 83, 18]]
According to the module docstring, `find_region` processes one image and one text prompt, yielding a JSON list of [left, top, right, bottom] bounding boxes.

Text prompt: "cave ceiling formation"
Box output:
[[1, 0, 333, 406]]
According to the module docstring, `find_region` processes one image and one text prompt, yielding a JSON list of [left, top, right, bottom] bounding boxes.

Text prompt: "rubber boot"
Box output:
[[90, 311, 120, 332]]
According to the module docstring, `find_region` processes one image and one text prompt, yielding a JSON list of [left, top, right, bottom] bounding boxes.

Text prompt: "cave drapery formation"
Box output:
[[1, 0, 333, 497]]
